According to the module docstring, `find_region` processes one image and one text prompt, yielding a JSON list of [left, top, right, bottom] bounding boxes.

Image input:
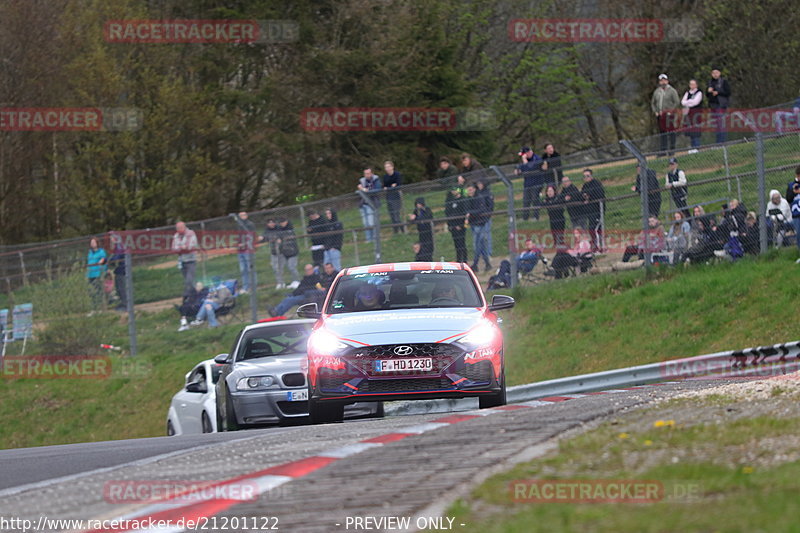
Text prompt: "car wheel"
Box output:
[[479, 371, 507, 409], [167, 420, 176, 436], [224, 391, 241, 431], [309, 398, 344, 424], [201, 411, 213, 433]]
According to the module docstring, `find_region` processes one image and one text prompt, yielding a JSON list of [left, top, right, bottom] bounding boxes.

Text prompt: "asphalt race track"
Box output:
[[0, 379, 736, 532]]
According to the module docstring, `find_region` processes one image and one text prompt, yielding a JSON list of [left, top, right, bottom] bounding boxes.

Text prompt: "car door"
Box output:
[[179, 365, 209, 434]]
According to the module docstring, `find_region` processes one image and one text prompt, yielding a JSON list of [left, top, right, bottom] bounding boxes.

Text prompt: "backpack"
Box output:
[[280, 235, 299, 258], [725, 235, 744, 259], [487, 260, 511, 290]]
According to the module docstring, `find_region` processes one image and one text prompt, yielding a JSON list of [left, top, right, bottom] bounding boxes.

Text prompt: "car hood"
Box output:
[[323, 308, 485, 345], [231, 354, 303, 375]]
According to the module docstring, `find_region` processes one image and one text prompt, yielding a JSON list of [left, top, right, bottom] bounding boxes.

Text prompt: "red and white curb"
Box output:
[[87, 383, 677, 532]]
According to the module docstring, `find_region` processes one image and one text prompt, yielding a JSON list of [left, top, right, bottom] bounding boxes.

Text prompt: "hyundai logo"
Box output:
[[393, 345, 413, 356]]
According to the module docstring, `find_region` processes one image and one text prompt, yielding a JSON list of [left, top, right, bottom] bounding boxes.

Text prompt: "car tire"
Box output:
[[224, 391, 242, 431], [201, 411, 213, 433], [479, 372, 507, 409], [167, 420, 175, 436], [309, 399, 344, 424], [373, 401, 385, 418]]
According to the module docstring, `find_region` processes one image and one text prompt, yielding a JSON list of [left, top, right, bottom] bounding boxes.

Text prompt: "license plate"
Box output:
[[374, 358, 433, 372], [286, 389, 308, 401]]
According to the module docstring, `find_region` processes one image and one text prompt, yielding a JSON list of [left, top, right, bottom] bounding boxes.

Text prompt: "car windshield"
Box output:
[[236, 323, 312, 361], [325, 269, 482, 314]]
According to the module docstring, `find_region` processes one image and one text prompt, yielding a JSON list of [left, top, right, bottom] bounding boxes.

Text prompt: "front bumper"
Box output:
[[230, 389, 309, 425]]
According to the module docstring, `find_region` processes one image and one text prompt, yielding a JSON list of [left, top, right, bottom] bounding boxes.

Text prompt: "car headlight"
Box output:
[[308, 329, 348, 354], [236, 376, 276, 391], [458, 322, 497, 348]]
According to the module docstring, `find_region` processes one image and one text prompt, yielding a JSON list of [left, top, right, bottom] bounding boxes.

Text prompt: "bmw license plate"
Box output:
[[286, 389, 308, 401], [374, 358, 433, 372]]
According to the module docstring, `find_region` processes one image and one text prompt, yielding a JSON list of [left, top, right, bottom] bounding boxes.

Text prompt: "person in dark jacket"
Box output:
[[306, 209, 327, 268], [581, 168, 606, 252], [515, 146, 544, 221], [323, 208, 343, 271], [785, 165, 800, 205], [740, 211, 760, 255], [436, 156, 459, 181], [465, 183, 492, 271], [233, 212, 256, 294], [543, 184, 566, 247], [476, 179, 495, 256], [106, 241, 127, 311], [707, 66, 731, 144], [409, 197, 434, 261], [260, 218, 286, 289], [541, 143, 562, 186], [276, 218, 300, 289], [269, 263, 323, 317], [444, 187, 468, 263], [685, 206, 721, 263], [382, 161, 404, 234], [559, 176, 584, 228], [632, 163, 662, 218], [177, 282, 209, 331]]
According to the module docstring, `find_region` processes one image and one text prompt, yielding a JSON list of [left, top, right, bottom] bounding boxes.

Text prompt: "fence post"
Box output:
[[491, 165, 517, 288], [199, 221, 207, 282], [18, 252, 27, 287], [756, 133, 768, 255], [620, 140, 652, 270], [352, 230, 360, 266], [356, 191, 381, 263], [722, 144, 733, 198], [124, 251, 137, 357], [298, 204, 308, 249]]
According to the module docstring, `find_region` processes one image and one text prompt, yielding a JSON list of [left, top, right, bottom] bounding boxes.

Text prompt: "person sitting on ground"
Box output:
[[178, 282, 208, 331], [268, 263, 323, 317], [685, 215, 723, 263], [552, 228, 593, 278], [622, 217, 666, 262], [740, 211, 761, 255], [190, 279, 232, 329], [354, 284, 385, 311], [766, 189, 793, 246], [666, 211, 691, 263], [516, 238, 541, 274], [487, 260, 512, 290]]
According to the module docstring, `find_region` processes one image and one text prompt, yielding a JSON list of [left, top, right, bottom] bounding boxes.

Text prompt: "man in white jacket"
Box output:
[[767, 189, 793, 247]]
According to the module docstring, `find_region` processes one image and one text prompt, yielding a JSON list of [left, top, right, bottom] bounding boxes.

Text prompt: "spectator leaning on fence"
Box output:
[[681, 79, 704, 148], [276, 218, 300, 289], [559, 175, 583, 229], [86, 237, 108, 310], [357, 167, 382, 243], [172, 221, 198, 293], [665, 157, 689, 217], [444, 187, 468, 263], [651, 73, 681, 156], [323, 208, 343, 271], [409, 197, 434, 261], [541, 143, 562, 185], [382, 161, 404, 234], [234, 212, 255, 294], [260, 218, 286, 289], [707, 66, 731, 144], [515, 145, 544, 221], [581, 168, 605, 252], [465, 182, 492, 272], [307, 209, 327, 268], [437, 156, 459, 182], [633, 163, 662, 218]]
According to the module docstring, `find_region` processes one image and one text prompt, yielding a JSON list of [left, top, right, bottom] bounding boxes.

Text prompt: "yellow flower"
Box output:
[[654, 419, 675, 428], [618, 432, 629, 440], [644, 440, 653, 446], [742, 466, 754, 474]]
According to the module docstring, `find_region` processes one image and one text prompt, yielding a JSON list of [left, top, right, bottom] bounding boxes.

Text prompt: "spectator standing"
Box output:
[[665, 157, 689, 217], [408, 197, 434, 261], [382, 161, 404, 234], [581, 169, 606, 252], [323, 208, 343, 271], [651, 73, 681, 156], [541, 143, 562, 186], [542, 184, 566, 247], [559, 176, 583, 228], [306, 209, 327, 268], [707, 66, 731, 144], [632, 163, 663, 218], [86, 237, 108, 310], [357, 167, 382, 242], [476, 179, 495, 256], [515, 146, 544, 221], [234, 212, 256, 294], [436, 157, 459, 181], [106, 240, 127, 311], [260, 218, 286, 289], [276, 218, 300, 289], [681, 79, 704, 148], [171, 221, 198, 293], [444, 187, 468, 263], [465, 183, 492, 272], [785, 165, 800, 205], [460, 153, 484, 176]]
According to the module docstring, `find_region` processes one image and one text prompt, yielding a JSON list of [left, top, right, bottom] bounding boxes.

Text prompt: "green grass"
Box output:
[[447, 392, 800, 533]]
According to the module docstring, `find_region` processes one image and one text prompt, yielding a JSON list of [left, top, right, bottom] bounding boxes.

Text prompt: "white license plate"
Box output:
[[286, 389, 308, 401], [374, 358, 433, 372]]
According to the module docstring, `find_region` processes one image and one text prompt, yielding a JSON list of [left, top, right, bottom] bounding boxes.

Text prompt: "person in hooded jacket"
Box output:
[[476, 179, 495, 256], [306, 209, 327, 268], [260, 218, 286, 289], [409, 197, 434, 261], [323, 207, 343, 271], [543, 184, 566, 247], [766, 189, 793, 247], [276, 218, 300, 289], [444, 187, 468, 263]]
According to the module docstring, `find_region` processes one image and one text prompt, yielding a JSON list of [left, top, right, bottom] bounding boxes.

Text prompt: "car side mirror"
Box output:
[[488, 294, 515, 311], [213, 353, 230, 365], [186, 381, 207, 393], [297, 302, 321, 319]]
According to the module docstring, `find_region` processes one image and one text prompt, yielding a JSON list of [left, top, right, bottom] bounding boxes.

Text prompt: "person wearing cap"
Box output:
[[707, 66, 731, 144], [651, 73, 681, 156], [515, 146, 544, 221], [408, 196, 434, 261], [444, 186, 468, 263], [665, 157, 689, 217]]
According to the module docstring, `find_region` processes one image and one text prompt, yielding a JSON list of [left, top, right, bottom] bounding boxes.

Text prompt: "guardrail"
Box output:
[[384, 340, 800, 416]]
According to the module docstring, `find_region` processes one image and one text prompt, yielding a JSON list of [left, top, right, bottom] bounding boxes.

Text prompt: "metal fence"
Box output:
[[0, 124, 798, 360]]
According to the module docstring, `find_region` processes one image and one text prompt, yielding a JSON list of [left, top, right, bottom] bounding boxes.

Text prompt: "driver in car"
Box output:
[[430, 283, 461, 305], [354, 284, 386, 310]]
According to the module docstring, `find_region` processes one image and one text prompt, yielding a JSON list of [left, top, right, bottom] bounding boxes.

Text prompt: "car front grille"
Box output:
[[344, 343, 463, 375], [319, 374, 349, 391], [462, 360, 494, 382], [361, 377, 452, 393], [282, 373, 305, 387], [276, 401, 308, 415]]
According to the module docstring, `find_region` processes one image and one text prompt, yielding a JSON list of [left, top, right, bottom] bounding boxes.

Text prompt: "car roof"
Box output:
[[238, 318, 317, 335], [344, 262, 467, 275]]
